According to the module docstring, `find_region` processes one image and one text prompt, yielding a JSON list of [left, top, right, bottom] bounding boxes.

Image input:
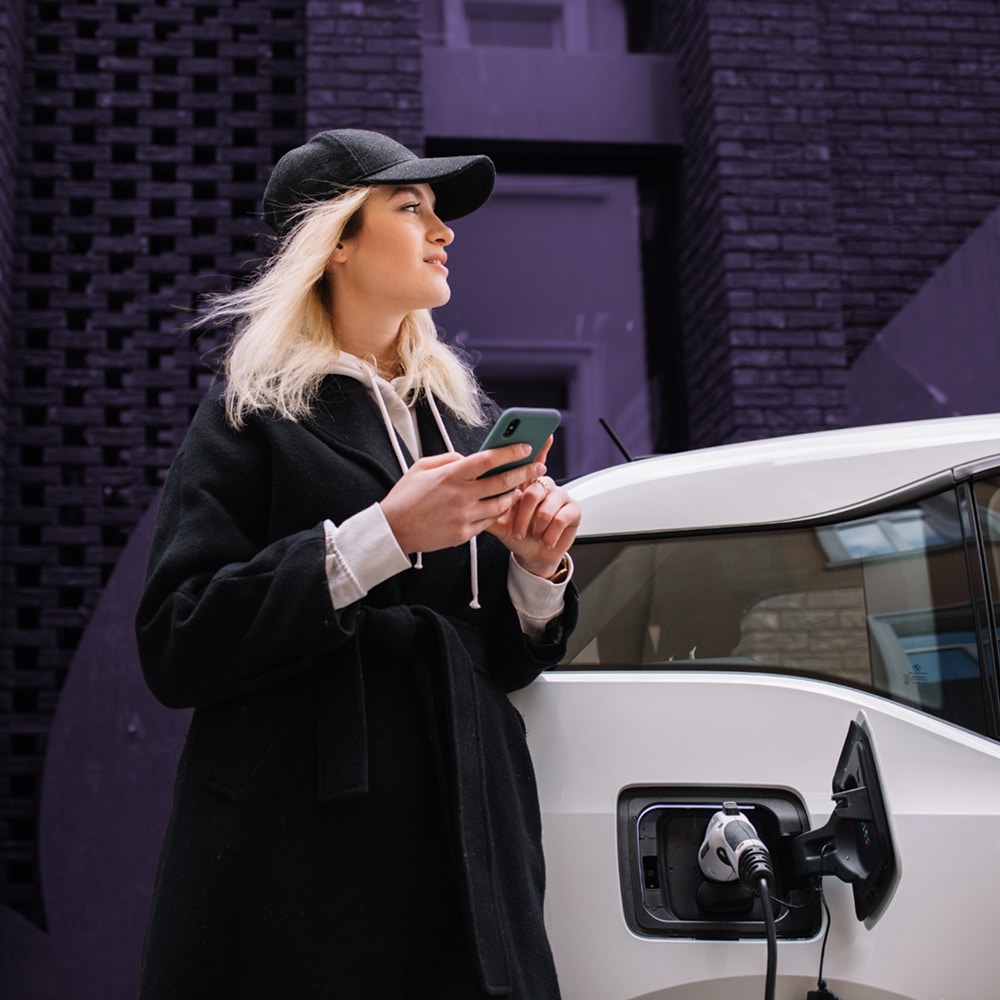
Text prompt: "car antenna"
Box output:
[[599, 418, 635, 462]]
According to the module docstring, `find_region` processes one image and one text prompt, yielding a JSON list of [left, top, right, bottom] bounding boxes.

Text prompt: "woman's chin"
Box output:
[[429, 285, 452, 308]]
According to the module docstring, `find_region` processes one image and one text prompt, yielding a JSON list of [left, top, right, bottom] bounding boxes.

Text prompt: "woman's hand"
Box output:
[[379, 442, 546, 556], [486, 474, 580, 581]]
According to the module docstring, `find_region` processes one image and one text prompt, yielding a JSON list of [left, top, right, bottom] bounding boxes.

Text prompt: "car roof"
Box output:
[[569, 413, 1000, 534]]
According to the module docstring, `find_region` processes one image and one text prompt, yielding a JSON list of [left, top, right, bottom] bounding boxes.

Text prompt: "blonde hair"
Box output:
[[194, 187, 487, 429]]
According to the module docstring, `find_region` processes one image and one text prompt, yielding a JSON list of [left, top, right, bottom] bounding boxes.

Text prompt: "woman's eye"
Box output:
[[403, 203, 420, 213]]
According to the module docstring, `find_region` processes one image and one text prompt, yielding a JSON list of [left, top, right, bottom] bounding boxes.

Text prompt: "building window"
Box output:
[[465, 1, 564, 48], [426, 0, 590, 51]]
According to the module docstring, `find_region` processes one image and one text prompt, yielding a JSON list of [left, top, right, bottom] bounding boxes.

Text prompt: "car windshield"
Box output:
[[561, 487, 993, 736]]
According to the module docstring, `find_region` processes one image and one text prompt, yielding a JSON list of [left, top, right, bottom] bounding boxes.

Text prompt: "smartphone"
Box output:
[[477, 407, 561, 478]]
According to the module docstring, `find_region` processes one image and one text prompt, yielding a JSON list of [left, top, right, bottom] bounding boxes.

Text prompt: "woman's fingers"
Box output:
[[487, 477, 581, 579], [468, 441, 533, 479], [510, 475, 573, 542], [379, 448, 545, 554]]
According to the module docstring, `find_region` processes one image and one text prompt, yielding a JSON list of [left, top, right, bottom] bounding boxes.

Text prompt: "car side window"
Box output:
[[562, 488, 990, 736]]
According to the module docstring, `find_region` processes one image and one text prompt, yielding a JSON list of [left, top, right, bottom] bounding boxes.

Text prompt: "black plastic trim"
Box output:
[[618, 785, 820, 940]]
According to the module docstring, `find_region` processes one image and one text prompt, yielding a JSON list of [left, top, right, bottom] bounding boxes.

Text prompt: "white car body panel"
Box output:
[[571, 414, 1000, 532], [514, 414, 1000, 999], [513, 674, 1000, 999]]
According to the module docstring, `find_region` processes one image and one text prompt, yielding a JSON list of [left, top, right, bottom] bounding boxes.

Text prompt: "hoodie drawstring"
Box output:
[[426, 394, 481, 610], [362, 365, 480, 609]]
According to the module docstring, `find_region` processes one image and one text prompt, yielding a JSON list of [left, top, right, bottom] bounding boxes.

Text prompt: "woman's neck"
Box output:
[[330, 305, 404, 379], [336, 341, 403, 381]]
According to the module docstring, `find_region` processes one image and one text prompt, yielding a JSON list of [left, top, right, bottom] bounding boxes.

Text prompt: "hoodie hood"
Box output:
[[326, 353, 422, 462]]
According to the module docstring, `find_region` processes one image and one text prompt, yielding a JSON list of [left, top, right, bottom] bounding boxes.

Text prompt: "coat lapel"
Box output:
[[307, 376, 490, 472], [303, 375, 412, 485]]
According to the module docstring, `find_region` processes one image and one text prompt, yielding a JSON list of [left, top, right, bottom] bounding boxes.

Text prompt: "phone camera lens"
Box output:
[[502, 419, 520, 438]]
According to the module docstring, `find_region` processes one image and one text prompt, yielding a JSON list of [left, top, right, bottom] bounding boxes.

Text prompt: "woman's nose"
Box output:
[[431, 217, 454, 246]]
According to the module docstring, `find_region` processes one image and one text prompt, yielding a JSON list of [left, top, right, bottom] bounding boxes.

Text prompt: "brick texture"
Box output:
[[819, 0, 1000, 361], [657, 0, 1000, 446], [304, 0, 423, 148], [1, 0, 425, 926], [0, 0, 27, 510], [1, 0, 306, 922]]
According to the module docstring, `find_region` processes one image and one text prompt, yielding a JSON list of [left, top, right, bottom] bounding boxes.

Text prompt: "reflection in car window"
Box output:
[[562, 490, 989, 735]]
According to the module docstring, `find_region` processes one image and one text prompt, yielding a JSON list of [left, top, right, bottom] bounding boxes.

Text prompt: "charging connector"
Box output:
[[699, 803, 777, 1000], [699, 801, 774, 888]]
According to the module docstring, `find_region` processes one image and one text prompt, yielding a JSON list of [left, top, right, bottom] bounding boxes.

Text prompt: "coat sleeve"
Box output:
[[485, 582, 580, 693], [135, 390, 361, 709]]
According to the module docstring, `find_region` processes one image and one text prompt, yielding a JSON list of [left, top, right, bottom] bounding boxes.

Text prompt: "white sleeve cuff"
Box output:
[[507, 553, 573, 641], [323, 504, 411, 610]]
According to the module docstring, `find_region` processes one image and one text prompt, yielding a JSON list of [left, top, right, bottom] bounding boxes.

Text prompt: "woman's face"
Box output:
[[330, 183, 455, 317]]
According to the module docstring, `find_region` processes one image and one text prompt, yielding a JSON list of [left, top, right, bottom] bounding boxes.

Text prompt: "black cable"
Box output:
[[759, 876, 777, 1000], [734, 837, 777, 1000], [817, 884, 833, 993], [805, 883, 840, 1000], [770, 893, 805, 914]]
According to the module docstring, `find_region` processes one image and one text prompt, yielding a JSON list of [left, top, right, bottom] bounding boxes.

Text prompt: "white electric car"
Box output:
[[512, 414, 1000, 1000]]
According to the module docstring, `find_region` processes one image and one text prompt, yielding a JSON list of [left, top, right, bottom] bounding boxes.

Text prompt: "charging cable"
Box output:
[[805, 882, 841, 1000], [699, 803, 777, 1000]]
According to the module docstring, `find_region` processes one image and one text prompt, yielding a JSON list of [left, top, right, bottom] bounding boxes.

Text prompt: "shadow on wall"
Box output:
[[0, 505, 189, 1000], [847, 205, 1000, 426]]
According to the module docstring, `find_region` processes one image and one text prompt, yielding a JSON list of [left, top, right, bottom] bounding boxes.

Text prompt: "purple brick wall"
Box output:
[[657, 0, 1000, 447], [1, 0, 427, 926], [0, 0, 29, 922], [304, 0, 423, 148], [0, 0, 26, 609], [657, 1, 849, 446], [1, 0, 296, 923], [820, 0, 1000, 361]]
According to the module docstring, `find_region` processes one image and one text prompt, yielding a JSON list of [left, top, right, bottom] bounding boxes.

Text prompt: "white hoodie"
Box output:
[[321, 353, 568, 639]]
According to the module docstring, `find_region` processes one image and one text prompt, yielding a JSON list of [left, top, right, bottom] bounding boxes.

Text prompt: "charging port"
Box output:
[[618, 786, 819, 940]]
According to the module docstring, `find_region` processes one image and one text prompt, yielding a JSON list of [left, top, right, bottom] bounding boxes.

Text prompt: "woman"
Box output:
[[135, 128, 580, 999]]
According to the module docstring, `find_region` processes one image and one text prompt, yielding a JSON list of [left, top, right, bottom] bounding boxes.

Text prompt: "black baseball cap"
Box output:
[[262, 129, 496, 235]]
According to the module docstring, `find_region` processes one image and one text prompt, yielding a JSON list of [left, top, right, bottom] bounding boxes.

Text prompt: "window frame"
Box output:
[[966, 470, 1000, 737], [560, 471, 1000, 741]]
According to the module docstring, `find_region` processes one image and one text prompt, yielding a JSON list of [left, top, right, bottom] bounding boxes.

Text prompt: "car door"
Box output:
[[511, 466, 1000, 1000]]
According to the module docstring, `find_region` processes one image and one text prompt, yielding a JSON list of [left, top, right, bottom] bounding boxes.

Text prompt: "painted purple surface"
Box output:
[[0, 506, 188, 1000], [848, 206, 1000, 426], [435, 173, 654, 477], [423, 48, 680, 145]]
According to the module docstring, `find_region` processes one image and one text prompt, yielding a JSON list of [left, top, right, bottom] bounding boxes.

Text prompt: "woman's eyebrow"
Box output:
[[390, 185, 435, 207]]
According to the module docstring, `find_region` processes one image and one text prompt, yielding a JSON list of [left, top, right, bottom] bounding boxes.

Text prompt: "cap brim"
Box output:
[[363, 154, 496, 222]]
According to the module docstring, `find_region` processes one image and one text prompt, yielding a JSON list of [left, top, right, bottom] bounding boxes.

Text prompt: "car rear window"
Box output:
[[561, 487, 993, 736]]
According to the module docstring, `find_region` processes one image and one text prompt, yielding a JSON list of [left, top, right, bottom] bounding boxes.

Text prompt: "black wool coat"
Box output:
[[135, 376, 578, 1000]]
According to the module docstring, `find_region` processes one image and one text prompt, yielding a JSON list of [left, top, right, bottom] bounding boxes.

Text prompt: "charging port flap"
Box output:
[[617, 712, 899, 940], [791, 711, 900, 927]]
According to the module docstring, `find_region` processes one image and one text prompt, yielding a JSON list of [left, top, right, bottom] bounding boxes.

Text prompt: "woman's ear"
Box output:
[[328, 241, 348, 266]]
